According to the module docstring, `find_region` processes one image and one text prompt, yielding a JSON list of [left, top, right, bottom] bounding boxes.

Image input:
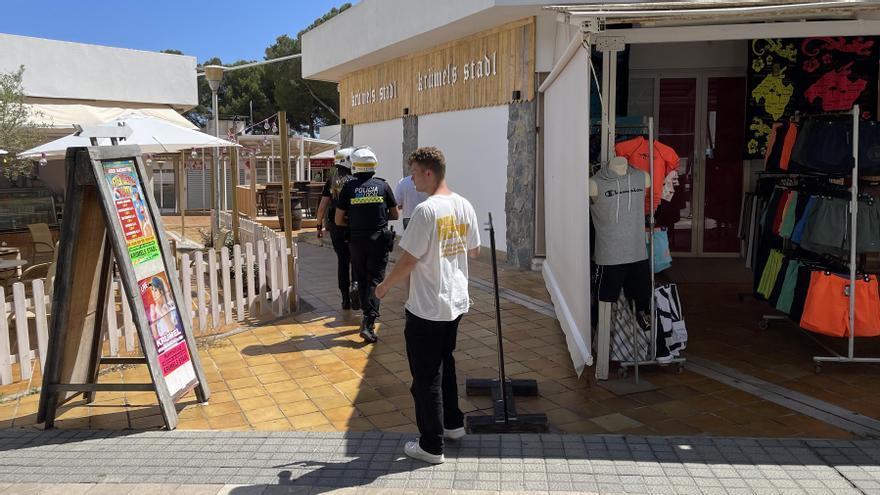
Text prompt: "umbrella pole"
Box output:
[[179, 151, 186, 239], [231, 145, 241, 245]]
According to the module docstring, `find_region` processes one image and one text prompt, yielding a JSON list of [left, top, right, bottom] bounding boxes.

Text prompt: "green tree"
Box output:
[[195, 3, 352, 136], [0, 67, 43, 184]]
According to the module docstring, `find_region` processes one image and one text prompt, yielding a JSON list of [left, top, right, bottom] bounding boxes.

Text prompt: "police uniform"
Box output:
[[321, 149, 357, 308], [337, 148, 397, 342]]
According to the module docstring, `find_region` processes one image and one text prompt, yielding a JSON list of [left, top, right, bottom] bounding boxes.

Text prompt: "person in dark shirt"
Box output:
[[316, 147, 357, 309], [335, 147, 399, 343]]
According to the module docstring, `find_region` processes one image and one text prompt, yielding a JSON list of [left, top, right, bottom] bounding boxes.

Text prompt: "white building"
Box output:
[[303, 1, 880, 375], [0, 33, 197, 197]]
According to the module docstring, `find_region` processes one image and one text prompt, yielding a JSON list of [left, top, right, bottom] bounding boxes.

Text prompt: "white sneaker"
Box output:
[[404, 440, 445, 464], [443, 427, 466, 440]]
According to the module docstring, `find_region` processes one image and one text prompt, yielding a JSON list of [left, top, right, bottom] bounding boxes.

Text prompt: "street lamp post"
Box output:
[[204, 65, 224, 241]]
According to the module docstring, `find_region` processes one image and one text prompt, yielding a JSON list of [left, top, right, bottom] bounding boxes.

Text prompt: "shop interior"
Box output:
[[588, 36, 880, 423]]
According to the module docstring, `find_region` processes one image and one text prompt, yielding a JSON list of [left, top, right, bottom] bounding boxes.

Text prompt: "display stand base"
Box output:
[[465, 378, 548, 434], [598, 377, 658, 396]]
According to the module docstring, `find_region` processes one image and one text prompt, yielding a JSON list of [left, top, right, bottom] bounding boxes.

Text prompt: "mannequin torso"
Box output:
[[590, 156, 650, 198]]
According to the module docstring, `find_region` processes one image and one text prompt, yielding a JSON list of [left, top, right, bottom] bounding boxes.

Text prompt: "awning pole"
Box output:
[[600, 49, 611, 163]]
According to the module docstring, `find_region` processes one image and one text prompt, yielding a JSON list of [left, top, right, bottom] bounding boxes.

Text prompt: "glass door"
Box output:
[[700, 76, 746, 255], [656, 78, 698, 255]]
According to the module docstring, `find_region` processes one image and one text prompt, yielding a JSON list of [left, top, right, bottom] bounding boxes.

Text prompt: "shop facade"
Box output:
[[303, 1, 880, 375]]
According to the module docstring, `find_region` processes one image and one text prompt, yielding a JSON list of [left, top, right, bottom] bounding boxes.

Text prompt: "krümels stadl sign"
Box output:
[[339, 18, 535, 124]]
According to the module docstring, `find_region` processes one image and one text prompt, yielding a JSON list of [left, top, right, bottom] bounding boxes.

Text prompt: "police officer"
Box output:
[[316, 147, 357, 310], [335, 147, 399, 343]]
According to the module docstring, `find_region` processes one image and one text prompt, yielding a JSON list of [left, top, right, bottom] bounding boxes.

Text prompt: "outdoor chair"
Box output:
[[28, 223, 55, 264]]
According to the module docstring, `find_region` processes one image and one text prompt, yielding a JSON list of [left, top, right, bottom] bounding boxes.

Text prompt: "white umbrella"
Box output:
[[0, 150, 7, 155], [19, 112, 238, 158]]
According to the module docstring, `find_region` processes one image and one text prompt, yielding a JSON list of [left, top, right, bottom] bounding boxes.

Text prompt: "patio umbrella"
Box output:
[[19, 112, 238, 159]]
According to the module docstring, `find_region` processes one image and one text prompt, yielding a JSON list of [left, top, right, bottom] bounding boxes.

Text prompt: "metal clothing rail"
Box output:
[[618, 117, 685, 379], [813, 105, 880, 372]]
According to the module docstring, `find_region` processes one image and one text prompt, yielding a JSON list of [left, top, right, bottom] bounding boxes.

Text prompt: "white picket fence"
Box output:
[[218, 211, 278, 247], [0, 237, 298, 387]]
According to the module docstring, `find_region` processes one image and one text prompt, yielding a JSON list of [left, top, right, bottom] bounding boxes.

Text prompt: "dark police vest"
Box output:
[[325, 167, 355, 227], [341, 174, 394, 239]]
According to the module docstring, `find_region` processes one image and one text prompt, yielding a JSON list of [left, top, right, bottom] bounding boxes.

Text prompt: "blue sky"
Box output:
[[0, 0, 351, 63]]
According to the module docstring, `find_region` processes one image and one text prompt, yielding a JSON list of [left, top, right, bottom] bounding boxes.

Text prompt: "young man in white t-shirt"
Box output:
[[375, 147, 480, 464]]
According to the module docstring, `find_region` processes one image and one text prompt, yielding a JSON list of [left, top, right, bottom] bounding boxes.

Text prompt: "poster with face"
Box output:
[[745, 37, 878, 159], [102, 159, 197, 397], [138, 273, 192, 381]]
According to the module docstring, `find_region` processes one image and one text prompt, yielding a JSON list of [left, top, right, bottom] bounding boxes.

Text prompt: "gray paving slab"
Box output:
[[0, 431, 876, 494]]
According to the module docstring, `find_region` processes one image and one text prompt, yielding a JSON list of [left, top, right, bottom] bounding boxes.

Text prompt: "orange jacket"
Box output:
[[615, 136, 680, 213]]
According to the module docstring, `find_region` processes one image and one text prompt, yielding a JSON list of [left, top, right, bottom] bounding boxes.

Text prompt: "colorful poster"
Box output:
[[102, 159, 196, 397], [103, 160, 161, 268], [139, 273, 194, 379], [745, 37, 879, 159]]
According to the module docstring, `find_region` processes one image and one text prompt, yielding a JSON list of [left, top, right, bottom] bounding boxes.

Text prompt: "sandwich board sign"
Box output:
[[38, 144, 209, 430]]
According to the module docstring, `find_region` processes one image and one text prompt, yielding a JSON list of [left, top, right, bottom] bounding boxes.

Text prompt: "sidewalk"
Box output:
[[0, 428, 878, 494], [0, 241, 863, 437]]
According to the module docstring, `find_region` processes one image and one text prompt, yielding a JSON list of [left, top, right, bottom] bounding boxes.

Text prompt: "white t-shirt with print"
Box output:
[[398, 192, 481, 322]]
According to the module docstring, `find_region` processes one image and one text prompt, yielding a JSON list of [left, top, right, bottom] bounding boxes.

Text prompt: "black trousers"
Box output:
[[328, 225, 351, 295], [349, 235, 389, 320], [404, 310, 464, 455]]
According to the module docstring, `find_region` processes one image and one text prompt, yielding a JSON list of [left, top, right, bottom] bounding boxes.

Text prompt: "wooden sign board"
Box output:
[[38, 145, 209, 430], [339, 17, 536, 125]]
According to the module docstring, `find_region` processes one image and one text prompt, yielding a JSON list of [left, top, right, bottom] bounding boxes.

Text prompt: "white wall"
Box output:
[[353, 119, 405, 232], [0, 33, 197, 108], [541, 45, 592, 375], [418, 106, 509, 251]]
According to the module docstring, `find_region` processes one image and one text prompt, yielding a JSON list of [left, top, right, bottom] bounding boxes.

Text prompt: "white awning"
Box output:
[[26, 100, 195, 130], [546, 0, 880, 26]]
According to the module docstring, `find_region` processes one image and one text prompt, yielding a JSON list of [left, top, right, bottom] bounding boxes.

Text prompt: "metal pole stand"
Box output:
[[466, 213, 548, 434], [618, 116, 686, 378]]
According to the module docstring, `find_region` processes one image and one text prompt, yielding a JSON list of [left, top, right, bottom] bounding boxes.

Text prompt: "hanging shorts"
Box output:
[[800, 198, 849, 256], [788, 265, 814, 324], [757, 249, 785, 299], [775, 260, 803, 315], [595, 259, 652, 312], [800, 272, 880, 338], [842, 201, 880, 253]]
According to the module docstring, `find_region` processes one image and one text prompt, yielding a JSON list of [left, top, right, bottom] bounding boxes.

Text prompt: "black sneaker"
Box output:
[[341, 294, 351, 311], [359, 320, 378, 343], [350, 283, 361, 311]]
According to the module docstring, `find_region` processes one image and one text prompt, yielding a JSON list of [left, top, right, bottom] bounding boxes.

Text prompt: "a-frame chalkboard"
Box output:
[[38, 145, 210, 430]]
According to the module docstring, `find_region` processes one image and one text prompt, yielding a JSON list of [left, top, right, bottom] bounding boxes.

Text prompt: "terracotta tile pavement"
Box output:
[[0, 242, 860, 439]]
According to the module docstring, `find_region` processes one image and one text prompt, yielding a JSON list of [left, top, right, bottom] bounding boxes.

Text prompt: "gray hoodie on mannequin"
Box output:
[[590, 165, 649, 266]]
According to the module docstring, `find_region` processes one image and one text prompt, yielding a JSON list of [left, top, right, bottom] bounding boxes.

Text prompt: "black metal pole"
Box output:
[[488, 213, 509, 423]]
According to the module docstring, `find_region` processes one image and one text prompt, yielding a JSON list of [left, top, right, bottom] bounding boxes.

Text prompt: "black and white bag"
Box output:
[[654, 283, 687, 359]]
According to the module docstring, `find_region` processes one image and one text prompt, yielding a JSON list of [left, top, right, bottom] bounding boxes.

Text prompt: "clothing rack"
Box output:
[[755, 106, 880, 371], [618, 117, 686, 379], [812, 105, 880, 371]]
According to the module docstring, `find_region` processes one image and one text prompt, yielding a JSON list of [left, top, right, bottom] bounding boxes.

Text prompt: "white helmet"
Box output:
[[350, 147, 378, 174], [334, 147, 354, 169]]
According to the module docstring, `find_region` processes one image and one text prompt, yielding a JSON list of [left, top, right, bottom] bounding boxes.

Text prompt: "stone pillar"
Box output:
[[402, 115, 418, 176], [341, 124, 354, 148], [506, 101, 537, 269]]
